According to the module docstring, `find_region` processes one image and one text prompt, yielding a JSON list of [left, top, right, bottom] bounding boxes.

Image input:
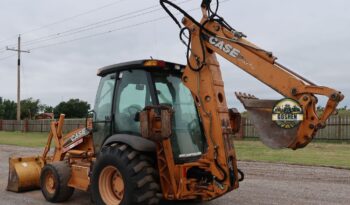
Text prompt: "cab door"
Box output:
[[93, 73, 116, 153], [113, 70, 154, 135]]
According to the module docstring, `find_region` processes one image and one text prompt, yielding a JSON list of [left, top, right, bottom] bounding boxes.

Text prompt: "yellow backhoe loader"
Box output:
[[7, 0, 344, 204]]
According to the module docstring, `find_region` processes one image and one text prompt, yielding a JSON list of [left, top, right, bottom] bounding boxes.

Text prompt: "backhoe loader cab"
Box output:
[[88, 59, 238, 204], [93, 59, 207, 162]]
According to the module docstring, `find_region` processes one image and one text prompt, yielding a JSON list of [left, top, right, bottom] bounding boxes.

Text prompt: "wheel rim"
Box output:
[[99, 165, 125, 205], [45, 171, 56, 194]]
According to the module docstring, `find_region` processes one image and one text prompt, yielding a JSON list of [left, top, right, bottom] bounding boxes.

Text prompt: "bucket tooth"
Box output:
[[235, 92, 257, 100], [7, 156, 44, 192], [235, 92, 299, 149], [235, 92, 275, 109]]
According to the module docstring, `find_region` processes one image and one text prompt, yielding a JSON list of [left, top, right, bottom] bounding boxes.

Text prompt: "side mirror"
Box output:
[[86, 110, 96, 131], [139, 105, 173, 142], [87, 110, 95, 119]]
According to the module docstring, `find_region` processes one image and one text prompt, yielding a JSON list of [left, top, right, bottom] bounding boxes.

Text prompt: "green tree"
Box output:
[[39, 104, 54, 113], [0, 99, 16, 120], [0, 97, 3, 118], [20, 98, 40, 119], [44, 106, 54, 113], [54, 99, 90, 118]]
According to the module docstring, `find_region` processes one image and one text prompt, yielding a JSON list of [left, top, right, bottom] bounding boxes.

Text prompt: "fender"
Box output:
[[102, 134, 156, 152]]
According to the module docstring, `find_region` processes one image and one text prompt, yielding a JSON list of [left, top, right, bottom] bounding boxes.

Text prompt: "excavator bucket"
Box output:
[[7, 156, 44, 192], [236, 92, 299, 149]]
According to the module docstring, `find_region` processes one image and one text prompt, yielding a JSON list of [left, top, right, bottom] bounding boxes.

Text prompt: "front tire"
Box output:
[[91, 144, 161, 205], [40, 161, 74, 203]]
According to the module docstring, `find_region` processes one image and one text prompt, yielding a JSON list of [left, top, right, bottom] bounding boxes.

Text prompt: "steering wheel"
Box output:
[[124, 104, 143, 120]]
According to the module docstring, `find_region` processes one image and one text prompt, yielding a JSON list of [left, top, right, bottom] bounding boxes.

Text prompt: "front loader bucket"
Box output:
[[7, 156, 44, 192], [236, 93, 299, 149]]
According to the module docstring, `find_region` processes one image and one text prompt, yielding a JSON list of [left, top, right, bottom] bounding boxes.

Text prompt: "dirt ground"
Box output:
[[1, 145, 349, 205]]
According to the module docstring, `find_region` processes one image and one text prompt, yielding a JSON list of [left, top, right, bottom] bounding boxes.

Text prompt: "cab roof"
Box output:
[[97, 59, 185, 76]]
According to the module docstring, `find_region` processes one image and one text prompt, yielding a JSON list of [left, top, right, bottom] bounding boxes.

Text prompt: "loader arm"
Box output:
[[160, 0, 343, 149]]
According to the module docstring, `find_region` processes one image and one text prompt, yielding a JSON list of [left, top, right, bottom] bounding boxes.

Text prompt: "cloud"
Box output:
[[0, 0, 348, 109]]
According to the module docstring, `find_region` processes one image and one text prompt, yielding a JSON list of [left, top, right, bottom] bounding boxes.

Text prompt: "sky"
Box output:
[[0, 0, 349, 111]]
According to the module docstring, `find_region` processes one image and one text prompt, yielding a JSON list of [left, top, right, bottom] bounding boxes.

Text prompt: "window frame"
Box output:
[[93, 72, 118, 124], [150, 70, 207, 164], [112, 69, 158, 135]]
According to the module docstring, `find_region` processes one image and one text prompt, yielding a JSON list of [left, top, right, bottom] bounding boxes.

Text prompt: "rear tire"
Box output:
[[91, 143, 161, 205], [40, 161, 74, 203]]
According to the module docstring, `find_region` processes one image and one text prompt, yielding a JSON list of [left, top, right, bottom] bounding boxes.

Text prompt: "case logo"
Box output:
[[209, 36, 240, 58], [272, 98, 303, 129], [63, 128, 90, 148]]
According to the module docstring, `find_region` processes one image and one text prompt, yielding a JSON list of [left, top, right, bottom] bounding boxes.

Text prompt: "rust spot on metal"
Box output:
[[140, 106, 173, 142]]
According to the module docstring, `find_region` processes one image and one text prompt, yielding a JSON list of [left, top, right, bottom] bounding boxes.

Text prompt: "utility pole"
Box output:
[[6, 34, 30, 121]]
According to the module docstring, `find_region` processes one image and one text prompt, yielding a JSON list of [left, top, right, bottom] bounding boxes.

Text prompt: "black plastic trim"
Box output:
[[97, 59, 184, 77], [103, 134, 156, 152]]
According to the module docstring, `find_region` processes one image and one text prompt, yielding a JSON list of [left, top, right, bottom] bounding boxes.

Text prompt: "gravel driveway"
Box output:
[[1, 145, 349, 205]]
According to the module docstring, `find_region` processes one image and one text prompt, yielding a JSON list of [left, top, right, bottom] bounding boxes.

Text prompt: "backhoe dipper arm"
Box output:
[[179, 3, 343, 149], [158, 0, 344, 200], [159, 0, 344, 150], [203, 22, 343, 106]]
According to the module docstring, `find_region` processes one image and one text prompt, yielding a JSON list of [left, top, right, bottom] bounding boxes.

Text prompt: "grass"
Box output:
[[234, 140, 350, 169], [0, 131, 48, 147], [0, 131, 349, 169]]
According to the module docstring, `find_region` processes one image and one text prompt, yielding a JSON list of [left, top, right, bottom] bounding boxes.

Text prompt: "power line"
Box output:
[[27, 0, 226, 51], [0, 54, 16, 61], [0, 36, 18, 45], [0, 0, 126, 46], [1, 0, 230, 60], [2, 0, 191, 53], [23, 0, 127, 36], [9, 0, 190, 48], [20, 4, 163, 47], [22, 0, 229, 52], [29, 16, 171, 51]]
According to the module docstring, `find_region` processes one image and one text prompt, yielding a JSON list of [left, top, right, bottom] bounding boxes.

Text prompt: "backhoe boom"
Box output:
[[178, 3, 343, 149]]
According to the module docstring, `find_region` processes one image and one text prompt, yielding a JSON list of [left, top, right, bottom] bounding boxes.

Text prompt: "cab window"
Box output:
[[114, 70, 152, 135], [94, 73, 116, 122]]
